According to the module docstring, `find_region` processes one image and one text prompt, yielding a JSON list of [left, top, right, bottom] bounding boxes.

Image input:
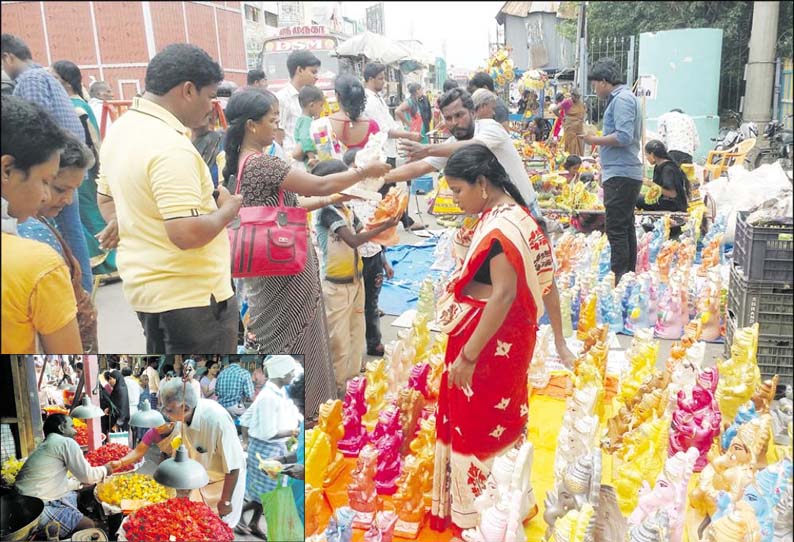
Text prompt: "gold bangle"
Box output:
[[353, 167, 365, 181]]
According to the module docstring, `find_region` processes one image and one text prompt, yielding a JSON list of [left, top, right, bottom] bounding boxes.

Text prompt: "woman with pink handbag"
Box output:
[[222, 88, 391, 424]]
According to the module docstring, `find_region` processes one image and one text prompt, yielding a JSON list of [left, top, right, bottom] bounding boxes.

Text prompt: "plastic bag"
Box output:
[[261, 481, 303, 542], [310, 117, 343, 161], [344, 131, 389, 201], [702, 162, 791, 243]]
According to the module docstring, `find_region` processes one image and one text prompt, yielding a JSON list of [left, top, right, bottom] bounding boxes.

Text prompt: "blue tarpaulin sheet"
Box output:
[[380, 240, 442, 316]]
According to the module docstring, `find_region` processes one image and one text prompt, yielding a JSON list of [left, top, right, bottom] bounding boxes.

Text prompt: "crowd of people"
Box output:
[[2, 32, 700, 425], [24, 356, 303, 539]]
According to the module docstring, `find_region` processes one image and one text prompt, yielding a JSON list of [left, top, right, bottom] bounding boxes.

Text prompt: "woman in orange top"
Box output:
[[2, 96, 81, 354]]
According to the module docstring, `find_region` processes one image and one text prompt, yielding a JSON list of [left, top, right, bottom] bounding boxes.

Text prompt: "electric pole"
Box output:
[[743, 1, 780, 137]]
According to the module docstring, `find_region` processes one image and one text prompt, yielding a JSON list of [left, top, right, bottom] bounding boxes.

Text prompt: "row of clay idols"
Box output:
[[360, 317, 444, 434], [558, 262, 725, 345], [697, 458, 792, 542], [345, 410, 437, 537]]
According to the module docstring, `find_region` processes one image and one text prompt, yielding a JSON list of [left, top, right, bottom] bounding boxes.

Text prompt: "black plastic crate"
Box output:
[[732, 210, 793, 284], [725, 315, 793, 383], [727, 265, 793, 338]]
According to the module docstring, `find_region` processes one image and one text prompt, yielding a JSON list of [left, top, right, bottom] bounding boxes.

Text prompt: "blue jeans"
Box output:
[[54, 198, 94, 293]]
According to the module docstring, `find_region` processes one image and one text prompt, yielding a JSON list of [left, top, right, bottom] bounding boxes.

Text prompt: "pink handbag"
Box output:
[[227, 153, 308, 277]]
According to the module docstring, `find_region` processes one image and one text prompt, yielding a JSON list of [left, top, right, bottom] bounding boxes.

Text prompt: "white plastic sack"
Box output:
[[701, 161, 791, 243]]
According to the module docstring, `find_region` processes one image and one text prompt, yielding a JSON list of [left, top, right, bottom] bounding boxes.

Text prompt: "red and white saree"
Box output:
[[430, 202, 554, 531]]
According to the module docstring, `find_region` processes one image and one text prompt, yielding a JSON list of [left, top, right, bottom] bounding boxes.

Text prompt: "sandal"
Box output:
[[367, 344, 385, 357], [249, 523, 268, 540], [235, 522, 252, 536]]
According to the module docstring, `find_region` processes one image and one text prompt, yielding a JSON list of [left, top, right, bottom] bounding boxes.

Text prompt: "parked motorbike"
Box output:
[[754, 115, 793, 171], [711, 119, 758, 152]]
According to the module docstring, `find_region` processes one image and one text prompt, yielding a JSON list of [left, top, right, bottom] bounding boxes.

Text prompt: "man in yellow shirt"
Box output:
[[2, 95, 82, 354], [96, 44, 242, 353]]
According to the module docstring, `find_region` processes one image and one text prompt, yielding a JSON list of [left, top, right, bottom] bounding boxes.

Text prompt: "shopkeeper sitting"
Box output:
[[636, 139, 690, 213], [14, 414, 117, 538]]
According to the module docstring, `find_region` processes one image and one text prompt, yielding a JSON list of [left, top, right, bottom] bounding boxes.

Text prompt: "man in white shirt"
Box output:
[[362, 62, 425, 231], [363, 62, 422, 166], [144, 359, 160, 409], [386, 87, 542, 221], [385, 87, 576, 369], [88, 80, 113, 134], [14, 414, 116, 538], [656, 108, 700, 165], [239, 355, 301, 537], [275, 50, 321, 159], [158, 378, 247, 531], [122, 367, 141, 417]]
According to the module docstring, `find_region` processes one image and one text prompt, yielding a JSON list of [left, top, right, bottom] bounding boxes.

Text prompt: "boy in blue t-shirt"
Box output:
[[292, 85, 325, 170]]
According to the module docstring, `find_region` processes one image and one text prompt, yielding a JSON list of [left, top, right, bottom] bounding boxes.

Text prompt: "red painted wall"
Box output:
[[1, 1, 247, 99]]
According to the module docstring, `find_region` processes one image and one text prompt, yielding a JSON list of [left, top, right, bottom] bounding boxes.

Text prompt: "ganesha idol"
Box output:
[[370, 407, 403, 495], [654, 278, 688, 340], [338, 377, 368, 457], [628, 447, 698, 542], [691, 415, 773, 516], [697, 274, 723, 342], [348, 444, 378, 528], [461, 442, 537, 542], [668, 367, 722, 472]]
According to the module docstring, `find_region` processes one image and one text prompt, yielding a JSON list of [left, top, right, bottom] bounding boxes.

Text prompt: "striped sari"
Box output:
[[236, 153, 337, 423], [431, 203, 554, 531]]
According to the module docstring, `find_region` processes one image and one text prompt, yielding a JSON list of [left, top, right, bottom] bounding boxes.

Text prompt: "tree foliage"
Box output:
[[559, 1, 793, 112], [560, 1, 794, 53], [560, 2, 791, 58]]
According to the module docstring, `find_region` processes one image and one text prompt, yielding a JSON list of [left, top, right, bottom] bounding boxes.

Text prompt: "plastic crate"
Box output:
[[727, 265, 793, 337], [732, 210, 794, 284], [410, 174, 434, 195], [725, 315, 793, 383]]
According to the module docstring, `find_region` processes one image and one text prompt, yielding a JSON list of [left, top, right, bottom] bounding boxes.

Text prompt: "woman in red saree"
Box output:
[[431, 144, 556, 534]]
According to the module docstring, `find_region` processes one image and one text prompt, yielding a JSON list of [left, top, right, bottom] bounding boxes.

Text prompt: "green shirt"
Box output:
[[294, 115, 316, 160]]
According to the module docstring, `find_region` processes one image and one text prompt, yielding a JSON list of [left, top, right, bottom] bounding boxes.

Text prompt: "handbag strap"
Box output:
[[235, 151, 285, 206]]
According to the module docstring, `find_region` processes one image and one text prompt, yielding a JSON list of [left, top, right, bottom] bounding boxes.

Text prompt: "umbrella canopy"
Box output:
[[335, 31, 411, 65]]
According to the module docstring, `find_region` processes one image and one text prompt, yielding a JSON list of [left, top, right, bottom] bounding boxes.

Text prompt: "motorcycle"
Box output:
[[711, 119, 758, 152], [754, 115, 793, 172]]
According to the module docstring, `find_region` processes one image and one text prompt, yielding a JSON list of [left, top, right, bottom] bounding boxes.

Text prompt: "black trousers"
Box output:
[[603, 177, 642, 284], [137, 294, 239, 353], [362, 253, 384, 350], [669, 150, 692, 166]]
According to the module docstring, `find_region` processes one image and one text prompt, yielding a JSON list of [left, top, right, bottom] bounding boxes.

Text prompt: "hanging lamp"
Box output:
[[71, 396, 104, 419], [129, 399, 166, 428], [152, 368, 208, 490]]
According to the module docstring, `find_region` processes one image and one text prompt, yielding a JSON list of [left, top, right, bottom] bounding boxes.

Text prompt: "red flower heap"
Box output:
[[85, 443, 132, 471], [124, 497, 234, 542]]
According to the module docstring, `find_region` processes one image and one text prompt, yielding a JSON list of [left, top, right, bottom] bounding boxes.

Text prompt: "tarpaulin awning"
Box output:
[[335, 31, 412, 65]]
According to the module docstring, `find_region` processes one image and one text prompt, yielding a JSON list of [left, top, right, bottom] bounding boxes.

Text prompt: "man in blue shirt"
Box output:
[[582, 57, 643, 283], [215, 358, 255, 417], [2, 33, 94, 293]]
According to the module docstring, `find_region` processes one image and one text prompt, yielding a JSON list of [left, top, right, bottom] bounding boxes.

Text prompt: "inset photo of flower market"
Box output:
[[1, 356, 304, 541]]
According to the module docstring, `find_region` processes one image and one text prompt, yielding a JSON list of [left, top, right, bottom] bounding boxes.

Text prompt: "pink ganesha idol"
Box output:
[[654, 277, 688, 340], [669, 367, 722, 472], [338, 376, 368, 457], [370, 406, 403, 495]]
